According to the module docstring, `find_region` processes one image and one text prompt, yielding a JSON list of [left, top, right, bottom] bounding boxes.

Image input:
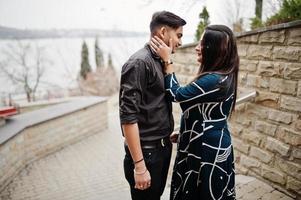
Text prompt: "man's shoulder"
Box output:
[[127, 46, 153, 64]]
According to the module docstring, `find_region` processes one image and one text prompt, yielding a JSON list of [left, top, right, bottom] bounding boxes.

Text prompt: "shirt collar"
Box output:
[[145, 43, 161, 60]]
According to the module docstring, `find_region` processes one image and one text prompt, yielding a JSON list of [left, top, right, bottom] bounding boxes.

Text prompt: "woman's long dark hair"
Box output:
[[195, 25, 239, 113]]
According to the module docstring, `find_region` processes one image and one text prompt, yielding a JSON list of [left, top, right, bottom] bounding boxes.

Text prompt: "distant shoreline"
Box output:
[[0, 25, 148, 40]]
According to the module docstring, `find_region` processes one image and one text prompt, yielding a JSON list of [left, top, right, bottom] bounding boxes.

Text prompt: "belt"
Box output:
[[140, 137, 170, 149]]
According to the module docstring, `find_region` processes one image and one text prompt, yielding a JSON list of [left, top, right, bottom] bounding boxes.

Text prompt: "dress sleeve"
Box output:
[[164, 73, 221, 103], [119, 59, 147, 124]]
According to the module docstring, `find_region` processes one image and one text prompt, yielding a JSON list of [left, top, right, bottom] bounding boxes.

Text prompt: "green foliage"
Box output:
[[266, 0, 301, 26], [251, 0, 301, 30], [250, 16, 264, 29], [95, 38, 104, 68], [195, 7, 210, 41], [80, 41, 92, 79]]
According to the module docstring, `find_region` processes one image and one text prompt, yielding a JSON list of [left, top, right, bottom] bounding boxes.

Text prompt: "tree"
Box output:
[[255, 0, 263, 19], [80, 41, 92, 80], [107, 53, 113, 68], [0, 41, 49, 102], [266, 0, 301, 25], [195, 6, 210, 41], [95, 37, 104, 68], [251, 0, 263, 29]]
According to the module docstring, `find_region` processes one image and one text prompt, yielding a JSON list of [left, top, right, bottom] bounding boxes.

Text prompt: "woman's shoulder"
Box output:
[[196, 72, 223, 83], [193, 72, 228, 90]]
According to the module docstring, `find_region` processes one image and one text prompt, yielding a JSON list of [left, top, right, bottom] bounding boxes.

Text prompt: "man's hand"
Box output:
[[122, 123, 151, 190], [134, 162, 151, 190], [170, 132, 179, 143]]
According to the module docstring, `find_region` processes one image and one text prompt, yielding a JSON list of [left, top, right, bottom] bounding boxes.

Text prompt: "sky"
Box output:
[[0, 0, 280, 35]]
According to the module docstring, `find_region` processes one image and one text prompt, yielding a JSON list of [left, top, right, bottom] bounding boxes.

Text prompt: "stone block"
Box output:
[[173, 53, 198, 66], [235, 117, 251, 126], [238, 34, 259, 43], [257, 61, 281, 77], [229, 124, 244, 137], [246, 74, 258, 87], [295, 120, 301, 131], [279, 62, 301, 81], [240, 59, 258, 72], [246, 104, 269, 119], [287, 27, 301, 45], [275, 158, 301, 180], [240, 154, 261, 174], [270, 78, 297, 95], [298, 81, 301, 97], [238, 71, 248, 86], [287, 176, 301, 195], [291, 148, 301, 160], [232, 137, 250, 154], [266, 137, 290, 157], [268, 109, 293, 125], [262, 165, 286, 185], [241, 132, 262, 146], [235, 165, 248, 174], [248, 45, 273, 59], [276, 127, 301, 146], [273, 46, 301, 61], [280, 95, 301, 112], [254, 120, 277, 136], [255, 91, 280, 108], [250, 146, 273, 164], [259, 30, 285, 44], [237, 44, 249, 57]]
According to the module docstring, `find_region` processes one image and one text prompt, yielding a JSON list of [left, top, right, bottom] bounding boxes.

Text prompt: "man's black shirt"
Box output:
[[119, 44, 174, 141]]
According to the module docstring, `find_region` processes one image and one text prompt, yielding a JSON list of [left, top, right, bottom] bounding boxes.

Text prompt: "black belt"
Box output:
[[140, 137, 170, 149]]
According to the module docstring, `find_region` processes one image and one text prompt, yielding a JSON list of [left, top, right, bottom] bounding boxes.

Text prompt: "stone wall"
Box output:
[[0, 97, 108, 192], [171, 21, 301, 198]]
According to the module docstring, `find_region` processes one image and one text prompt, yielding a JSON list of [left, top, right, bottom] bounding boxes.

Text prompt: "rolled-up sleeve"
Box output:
[[119, 59, 146, 124]]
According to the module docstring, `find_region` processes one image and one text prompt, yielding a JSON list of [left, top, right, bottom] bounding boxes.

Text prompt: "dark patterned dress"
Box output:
[[165, 73, 236, 200]]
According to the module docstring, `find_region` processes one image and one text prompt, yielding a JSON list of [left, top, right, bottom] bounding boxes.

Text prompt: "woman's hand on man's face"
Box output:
[[150, 36, 173, 62]]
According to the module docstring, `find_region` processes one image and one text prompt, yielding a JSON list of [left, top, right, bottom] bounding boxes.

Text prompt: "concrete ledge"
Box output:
[[0, 97, 106, 144], [0, 96, 108, 192], [236, 20, 301, 38], [179, 20, 301, 48]]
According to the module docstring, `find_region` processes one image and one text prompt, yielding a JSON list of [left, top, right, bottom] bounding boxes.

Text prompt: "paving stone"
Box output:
[[0, 95, 294, 200]]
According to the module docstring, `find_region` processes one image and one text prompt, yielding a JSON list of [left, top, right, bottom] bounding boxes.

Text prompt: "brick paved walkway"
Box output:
[[0, 96, 294, 200]]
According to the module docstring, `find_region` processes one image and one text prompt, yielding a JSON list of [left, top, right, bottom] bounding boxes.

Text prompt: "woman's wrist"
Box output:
[[164, 65, 174, 74]]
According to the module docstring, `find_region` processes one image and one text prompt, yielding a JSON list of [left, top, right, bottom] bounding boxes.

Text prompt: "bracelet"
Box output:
[[133, 158, 144, 165], [134, 167, 147, 175]]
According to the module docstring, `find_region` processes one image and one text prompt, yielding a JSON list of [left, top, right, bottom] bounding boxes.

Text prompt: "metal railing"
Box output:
[[236, 90, 257, 105]]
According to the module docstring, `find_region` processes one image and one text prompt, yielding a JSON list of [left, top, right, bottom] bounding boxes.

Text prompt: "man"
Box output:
[[119, 11, 186, 200]]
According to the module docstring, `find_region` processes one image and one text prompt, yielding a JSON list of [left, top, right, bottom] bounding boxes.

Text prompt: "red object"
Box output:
[[0, 106, 19, 117]]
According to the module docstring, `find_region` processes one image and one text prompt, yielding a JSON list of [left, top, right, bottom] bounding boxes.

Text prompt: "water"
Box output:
[[0, 35, 194, 96]]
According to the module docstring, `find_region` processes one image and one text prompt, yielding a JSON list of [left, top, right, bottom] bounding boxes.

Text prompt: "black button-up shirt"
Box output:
[[119, 44, 174, 141]]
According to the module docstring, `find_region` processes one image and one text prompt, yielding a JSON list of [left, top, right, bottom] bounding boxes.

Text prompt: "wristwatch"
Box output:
[[163, 59, 173, 66]]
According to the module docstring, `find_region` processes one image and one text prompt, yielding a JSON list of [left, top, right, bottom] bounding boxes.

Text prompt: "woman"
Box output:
[[150, 25, 238, 200]]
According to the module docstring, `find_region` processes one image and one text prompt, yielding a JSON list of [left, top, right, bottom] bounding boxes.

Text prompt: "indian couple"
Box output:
[[119, 10, 238, 200]]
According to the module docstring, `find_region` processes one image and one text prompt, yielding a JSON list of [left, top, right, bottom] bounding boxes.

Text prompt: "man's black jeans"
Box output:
[[124, 138, 172, 200]]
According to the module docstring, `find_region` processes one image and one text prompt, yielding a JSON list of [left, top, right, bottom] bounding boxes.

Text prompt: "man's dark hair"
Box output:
[[150, 11, 186, 33]]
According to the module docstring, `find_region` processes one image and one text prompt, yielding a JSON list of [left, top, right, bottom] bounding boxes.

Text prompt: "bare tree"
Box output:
[[0, 41, 50, 102]]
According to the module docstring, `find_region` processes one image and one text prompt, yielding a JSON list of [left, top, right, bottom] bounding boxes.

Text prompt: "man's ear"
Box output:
[[158, 26, 167, 39]]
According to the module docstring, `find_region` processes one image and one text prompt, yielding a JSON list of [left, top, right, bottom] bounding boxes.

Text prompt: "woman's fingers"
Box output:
[[150, 41, 159, 52], [151, 37, 161, 47], [154, 36, 165, 46]]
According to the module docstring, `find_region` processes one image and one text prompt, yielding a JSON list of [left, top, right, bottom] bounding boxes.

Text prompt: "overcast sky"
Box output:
[[0, 0, 278, 35]]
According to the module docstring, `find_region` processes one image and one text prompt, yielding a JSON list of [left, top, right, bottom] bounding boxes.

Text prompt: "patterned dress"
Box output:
[[165, 73, 236, 200]]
